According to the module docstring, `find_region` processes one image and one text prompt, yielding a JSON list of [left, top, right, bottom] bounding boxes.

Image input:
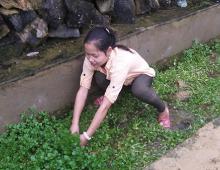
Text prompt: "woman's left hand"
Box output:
[[80, 134, 88, 146]]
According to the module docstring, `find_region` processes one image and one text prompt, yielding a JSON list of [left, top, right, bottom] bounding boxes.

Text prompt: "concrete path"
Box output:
[[145, 118, 220, 170]]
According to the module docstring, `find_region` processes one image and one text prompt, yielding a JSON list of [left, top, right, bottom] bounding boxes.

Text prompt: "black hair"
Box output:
[[84, 26, 133, 53]]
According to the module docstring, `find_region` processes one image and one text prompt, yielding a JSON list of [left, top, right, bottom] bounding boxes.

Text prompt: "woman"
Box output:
[[70, 26, 170, 146]]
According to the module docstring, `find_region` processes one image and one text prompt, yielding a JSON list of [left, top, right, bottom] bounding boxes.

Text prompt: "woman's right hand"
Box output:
[[70, 123, 79, 134]]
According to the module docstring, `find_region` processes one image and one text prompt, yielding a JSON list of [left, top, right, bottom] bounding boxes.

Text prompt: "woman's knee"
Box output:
[[131, 85, 148, 99], [94, 72, 109, 90], [95, 72, 105, 83]]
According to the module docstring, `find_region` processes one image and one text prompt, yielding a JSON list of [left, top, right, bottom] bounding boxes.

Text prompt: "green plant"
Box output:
[[0, 39, 220, 170]]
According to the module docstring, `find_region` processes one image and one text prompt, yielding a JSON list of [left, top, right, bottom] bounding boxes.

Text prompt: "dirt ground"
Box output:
[[145, 118, 220, 170]]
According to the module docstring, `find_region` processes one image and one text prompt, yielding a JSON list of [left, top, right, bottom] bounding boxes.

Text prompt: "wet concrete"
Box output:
[[213, 118, 220, 127], [145, 119, 220, 170]]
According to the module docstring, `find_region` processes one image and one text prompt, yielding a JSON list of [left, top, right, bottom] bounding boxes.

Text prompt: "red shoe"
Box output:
[[158, 106, 171, 129], [94, 96, 104, 106], [158, 116, 171, 129]]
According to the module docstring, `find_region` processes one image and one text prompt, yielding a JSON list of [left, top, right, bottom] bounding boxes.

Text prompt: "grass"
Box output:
[[0, 39, 220, 170]]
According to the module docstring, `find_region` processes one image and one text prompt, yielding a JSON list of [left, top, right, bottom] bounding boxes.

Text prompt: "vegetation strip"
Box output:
[[0, 39, 219, 169]]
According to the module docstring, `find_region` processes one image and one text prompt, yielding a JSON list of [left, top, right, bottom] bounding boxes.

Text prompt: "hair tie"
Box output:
[[105, 28, 110, 34]]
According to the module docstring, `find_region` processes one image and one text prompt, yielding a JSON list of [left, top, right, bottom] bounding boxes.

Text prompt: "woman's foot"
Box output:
[[158, 106, 171, 129], [94, 95, 104, 106]]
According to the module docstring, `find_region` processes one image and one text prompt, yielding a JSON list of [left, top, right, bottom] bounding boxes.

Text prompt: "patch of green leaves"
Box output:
[[0, 39, 220, 169]]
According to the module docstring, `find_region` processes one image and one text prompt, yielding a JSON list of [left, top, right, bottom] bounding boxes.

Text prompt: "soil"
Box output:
[[145, 118, 220, 170]]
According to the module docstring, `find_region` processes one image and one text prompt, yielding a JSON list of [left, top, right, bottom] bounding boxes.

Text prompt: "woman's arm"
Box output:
[[80, 96, 112, 146], [70, 86, 89, 134]]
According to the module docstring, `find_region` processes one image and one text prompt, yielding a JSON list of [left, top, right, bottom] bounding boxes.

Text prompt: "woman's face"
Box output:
[[84, 42, 111, 68]]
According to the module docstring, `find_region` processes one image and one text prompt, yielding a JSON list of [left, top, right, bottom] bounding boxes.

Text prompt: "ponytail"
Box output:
[[84, 26, 133, 53]]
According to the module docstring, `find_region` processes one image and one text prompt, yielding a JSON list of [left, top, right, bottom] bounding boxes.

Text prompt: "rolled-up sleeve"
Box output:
[[104, 63, 130, 103], [80, 58, 95, 89]]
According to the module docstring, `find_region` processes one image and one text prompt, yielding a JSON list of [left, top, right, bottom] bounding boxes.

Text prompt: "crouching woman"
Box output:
[[70, 26, 170, 146]]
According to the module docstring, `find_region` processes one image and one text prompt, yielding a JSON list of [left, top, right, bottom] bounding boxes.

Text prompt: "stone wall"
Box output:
[[0, 0, 190, 46]]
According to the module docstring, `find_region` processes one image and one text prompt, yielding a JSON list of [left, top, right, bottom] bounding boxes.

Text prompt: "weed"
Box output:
[[0, 39, 220, 169]]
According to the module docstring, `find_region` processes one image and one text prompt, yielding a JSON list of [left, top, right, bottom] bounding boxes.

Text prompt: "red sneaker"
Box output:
[[94, 96, 104, 106], [158, 106, 171, 129], [158, 116, 171, 128]]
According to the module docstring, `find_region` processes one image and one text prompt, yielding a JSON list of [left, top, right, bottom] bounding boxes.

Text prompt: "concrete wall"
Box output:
[[119, 4, 220, 63], [0, 4, 220, 131]]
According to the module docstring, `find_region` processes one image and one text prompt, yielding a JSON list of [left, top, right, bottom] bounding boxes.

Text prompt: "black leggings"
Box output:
[[94, 72, 166, 113]]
